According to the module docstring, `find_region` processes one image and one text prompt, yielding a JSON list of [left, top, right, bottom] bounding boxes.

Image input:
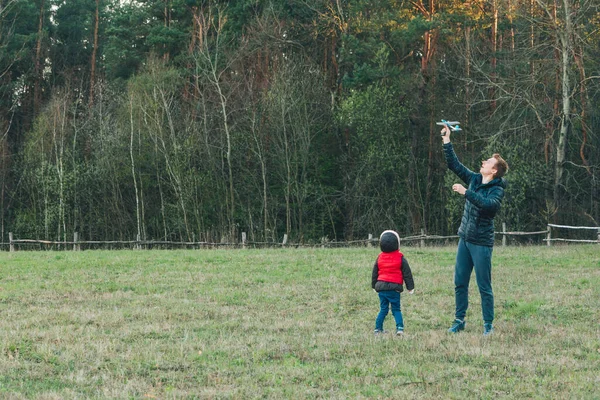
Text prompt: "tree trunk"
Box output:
[[407, 122, 422, 232], [214, 81, 235, 238], [421, 0, 437, 233], [89, 0, 99, 107], [530, 0, 536, 75], [552, 0, 572, 217], [163, 0, 170, 61], [156, 88, 191, 241], [573, 49, 590, 174], [250, 109, 269, 241], [52, 97, 68, 244], [490, 0, 498, 111], [508, 0, 515, 52], [199, 9, 236, 239], [424, 79, 436, 233], [281, 103, 291, 237], [129, 97, 141, 243], [33, 0, 45, 116]]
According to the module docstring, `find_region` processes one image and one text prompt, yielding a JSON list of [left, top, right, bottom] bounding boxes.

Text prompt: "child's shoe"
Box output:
[[483, 323, 494, 336], [448, 319, 466, 333]]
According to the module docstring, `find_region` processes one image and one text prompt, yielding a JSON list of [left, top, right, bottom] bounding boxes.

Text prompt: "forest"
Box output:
[[0, 0, 598, 244]]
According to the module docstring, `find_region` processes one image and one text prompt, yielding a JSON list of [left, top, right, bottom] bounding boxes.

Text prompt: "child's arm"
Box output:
[[371, 260, 379, 290], [401, 257, 415, 292]]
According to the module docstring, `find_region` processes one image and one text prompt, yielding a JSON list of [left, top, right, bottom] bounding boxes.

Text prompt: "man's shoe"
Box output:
[[396, 329, 404, 336], [374, 329, 387, 335], [483, 323, 494, 336], [448, 319, 466, 333]]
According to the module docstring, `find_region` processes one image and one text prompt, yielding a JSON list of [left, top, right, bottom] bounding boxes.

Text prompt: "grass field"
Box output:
[[0, 245, 599, 399]]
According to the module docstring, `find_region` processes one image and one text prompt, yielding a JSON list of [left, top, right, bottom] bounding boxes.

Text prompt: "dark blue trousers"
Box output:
[[454, 238, 494, 324], [375, 291, 404, 331]]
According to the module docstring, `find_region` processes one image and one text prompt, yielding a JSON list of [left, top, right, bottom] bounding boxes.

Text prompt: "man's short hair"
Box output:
[[492, 154, 508, 179]]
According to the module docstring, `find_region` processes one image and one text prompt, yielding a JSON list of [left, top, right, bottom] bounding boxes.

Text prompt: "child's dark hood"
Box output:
[[379, 230, 400, 253]]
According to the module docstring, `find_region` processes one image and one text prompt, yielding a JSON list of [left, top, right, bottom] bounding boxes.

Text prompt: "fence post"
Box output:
[[9, 232, 14, 252], [282, 234, 288, 247], [368, 234, 373, 247], [242, 232, 247, 249], [73, 232, 79, 251], [420, 229, 425, 248], [502, 223, 507, 247], [546, 225, 551, 247], [136, 234, 141, 250], [597, 228, 600, 244]]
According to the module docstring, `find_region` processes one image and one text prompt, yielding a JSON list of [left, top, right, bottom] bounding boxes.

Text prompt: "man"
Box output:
[[441, 124, 508, 336]]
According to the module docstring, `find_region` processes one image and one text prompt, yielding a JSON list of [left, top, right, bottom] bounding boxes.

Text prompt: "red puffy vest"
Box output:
[[377, 251, 404, 284]]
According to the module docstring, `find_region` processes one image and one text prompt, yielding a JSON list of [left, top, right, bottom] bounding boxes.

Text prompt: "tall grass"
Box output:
[[0, 246, 598, 398]]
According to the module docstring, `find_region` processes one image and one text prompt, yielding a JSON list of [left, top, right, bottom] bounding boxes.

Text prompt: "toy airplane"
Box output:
[[436, 120, 462, 132]]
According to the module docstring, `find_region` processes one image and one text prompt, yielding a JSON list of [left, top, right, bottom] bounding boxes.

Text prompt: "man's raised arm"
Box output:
[[441, 125, 475, 185]]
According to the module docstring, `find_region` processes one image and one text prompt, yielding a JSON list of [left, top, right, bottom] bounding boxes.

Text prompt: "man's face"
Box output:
[[480, 157, 498, 177]]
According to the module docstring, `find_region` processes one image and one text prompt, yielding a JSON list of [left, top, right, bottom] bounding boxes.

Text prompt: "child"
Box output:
[[372, 230, 415, 335]]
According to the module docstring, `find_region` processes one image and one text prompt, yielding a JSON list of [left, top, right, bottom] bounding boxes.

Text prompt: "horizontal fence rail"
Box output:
[[547, 223, 600, 230], [2, 223, 597, 251], [544, 223, 600, 246]]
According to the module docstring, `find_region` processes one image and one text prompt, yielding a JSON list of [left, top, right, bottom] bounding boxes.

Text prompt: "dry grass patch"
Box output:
[[0, 246, 598, 398]]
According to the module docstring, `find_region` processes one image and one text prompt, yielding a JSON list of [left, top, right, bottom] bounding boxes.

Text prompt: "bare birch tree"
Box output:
[[192, 6, 242, 240], [535, 0, 594, 216]]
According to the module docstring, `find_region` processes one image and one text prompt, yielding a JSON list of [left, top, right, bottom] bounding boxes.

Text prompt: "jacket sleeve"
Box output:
[[465, 185, 505, 213], [401, 257, 414, 291], [372, 260, 379, 289], [443, 142, 476, 186]]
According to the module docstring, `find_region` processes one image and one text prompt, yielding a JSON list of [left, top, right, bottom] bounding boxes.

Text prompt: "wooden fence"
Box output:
[[2, 223, 597, 251], [544, 223, 600, 245]]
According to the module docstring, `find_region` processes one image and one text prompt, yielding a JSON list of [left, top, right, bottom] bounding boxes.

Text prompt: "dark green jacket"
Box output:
[[444, 142, 506, 247]]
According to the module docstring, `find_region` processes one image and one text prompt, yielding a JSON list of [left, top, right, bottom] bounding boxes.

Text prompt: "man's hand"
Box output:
[[452, 184, 467, 195], [408, 289, 415, 295], [441, 125, 451, 144]]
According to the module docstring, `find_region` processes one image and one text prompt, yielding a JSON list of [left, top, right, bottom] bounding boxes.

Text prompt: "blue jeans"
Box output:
[[375, 291, 404, 331], [454, 238, 494, 324]]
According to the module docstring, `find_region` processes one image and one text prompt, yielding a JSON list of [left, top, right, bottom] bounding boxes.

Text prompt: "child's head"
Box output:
[[379, 230, 400, 252]]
